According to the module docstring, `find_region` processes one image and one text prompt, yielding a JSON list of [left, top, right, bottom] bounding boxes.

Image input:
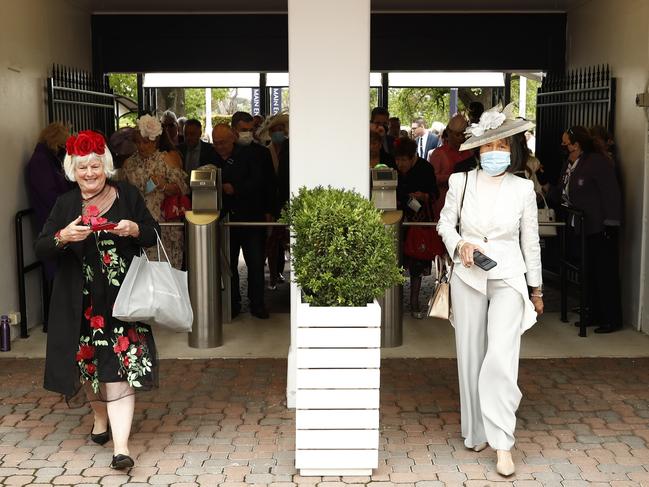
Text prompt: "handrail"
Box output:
[[558, 205, 587, 337], [15, 209, 46, 338]]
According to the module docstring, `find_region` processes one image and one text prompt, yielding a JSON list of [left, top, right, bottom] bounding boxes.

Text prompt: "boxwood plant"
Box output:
[[281, 186, 404, 307]]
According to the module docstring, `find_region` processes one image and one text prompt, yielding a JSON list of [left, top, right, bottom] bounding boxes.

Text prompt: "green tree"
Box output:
[[108, 73, 137, 99], [510, 76, 540, 122]]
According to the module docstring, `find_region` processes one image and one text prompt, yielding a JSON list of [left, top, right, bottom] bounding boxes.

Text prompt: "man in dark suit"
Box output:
[[212, 124, 269, 320], [178, 119, 216, 174], [411, 117, 439, 160], [231, 112, 276, 222]]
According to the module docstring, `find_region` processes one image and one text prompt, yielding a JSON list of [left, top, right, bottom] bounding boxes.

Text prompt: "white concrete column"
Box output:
[[205, 88, 212, 141], [519, 75, 527, 118], [286, 0, 371, 407]]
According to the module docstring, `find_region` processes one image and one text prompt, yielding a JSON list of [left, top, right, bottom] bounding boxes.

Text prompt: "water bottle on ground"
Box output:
[[0, 315, 10, 352]]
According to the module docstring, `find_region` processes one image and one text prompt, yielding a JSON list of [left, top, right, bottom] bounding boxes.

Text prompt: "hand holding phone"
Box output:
[[473, 250, 497, 271]]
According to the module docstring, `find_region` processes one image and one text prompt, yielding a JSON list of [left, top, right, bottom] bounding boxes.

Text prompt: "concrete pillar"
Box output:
[[286, 0, 371, 407], [519, 76, 527, 118]]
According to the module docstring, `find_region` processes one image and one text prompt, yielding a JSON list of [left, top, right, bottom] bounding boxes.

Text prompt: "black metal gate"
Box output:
[[47, 64, 116, 136], [536, 65, 615, 183]]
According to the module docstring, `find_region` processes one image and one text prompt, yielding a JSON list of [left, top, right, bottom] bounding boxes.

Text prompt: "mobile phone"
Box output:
[[473, 250, 497, 271], [91, 221, 117, 232]]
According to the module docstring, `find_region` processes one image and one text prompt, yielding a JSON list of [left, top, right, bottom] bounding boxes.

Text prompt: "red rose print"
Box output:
[[136, 346, 143, 357], [86, 363, 96, 375], [85, 205, 99, 217], [127, 328, 138, 343], [113, 335, 130, 353], [79, 344, 95, 360], [84, 306, 92, 320], [75, 352, 83, 362], [103, 252, 111, 265], [90, 315, 104, 330], [123, 356, 130, 367]]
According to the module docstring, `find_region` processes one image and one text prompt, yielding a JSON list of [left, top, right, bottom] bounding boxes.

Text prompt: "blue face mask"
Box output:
[[480, 151, 511, 176], [144, 178, 156, 194], [271, 132, 286, 144]]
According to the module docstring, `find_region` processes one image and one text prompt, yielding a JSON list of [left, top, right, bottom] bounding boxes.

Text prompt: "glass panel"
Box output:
[[388, 72, 504, 87], [370, 72, 382, 87], [143, 72, 260, 88]]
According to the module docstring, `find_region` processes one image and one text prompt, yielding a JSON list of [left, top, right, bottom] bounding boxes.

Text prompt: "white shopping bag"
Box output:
[[113, 233, 193, 332]]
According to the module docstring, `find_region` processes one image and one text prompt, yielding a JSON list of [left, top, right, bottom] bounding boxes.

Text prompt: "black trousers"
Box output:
[[570, 230, 623, 328], [229, 226, 266, 311]]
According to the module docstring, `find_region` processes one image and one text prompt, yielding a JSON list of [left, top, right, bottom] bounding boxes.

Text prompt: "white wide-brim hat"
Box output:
[[258, 112, 289, 141], [460, 103, 535, 151]]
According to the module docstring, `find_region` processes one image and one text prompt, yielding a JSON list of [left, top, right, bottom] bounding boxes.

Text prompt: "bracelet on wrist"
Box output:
[[530, 293, 543, 298], [54, 230, 66, 248]]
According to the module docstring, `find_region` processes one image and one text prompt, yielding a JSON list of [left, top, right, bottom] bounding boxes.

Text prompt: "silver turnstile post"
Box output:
[[379, 210, 403, 347], [186, 211, 222, 348]]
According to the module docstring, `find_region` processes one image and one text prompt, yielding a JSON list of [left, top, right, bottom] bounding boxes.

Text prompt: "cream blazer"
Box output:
[[437, 169, 542, 332]]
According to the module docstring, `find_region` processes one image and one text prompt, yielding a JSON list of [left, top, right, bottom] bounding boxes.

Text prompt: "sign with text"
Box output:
[[271, 88, 282, 115], [252, 88, 261, 115]]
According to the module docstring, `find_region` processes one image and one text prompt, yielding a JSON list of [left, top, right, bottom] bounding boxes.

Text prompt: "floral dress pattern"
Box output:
[[75, 204, 157, 397], [123, 150, 189, 268]]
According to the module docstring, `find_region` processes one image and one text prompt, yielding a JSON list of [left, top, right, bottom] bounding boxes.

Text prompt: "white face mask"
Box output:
[[236, 131, 254, 146]]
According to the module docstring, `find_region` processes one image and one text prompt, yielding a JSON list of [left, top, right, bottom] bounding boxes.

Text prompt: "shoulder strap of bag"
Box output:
[[458, 172, 468, 234]]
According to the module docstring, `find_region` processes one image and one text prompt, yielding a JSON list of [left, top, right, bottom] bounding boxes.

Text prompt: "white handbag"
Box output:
[[538, 193, 557, 237], [113, 232, 193, 332], [427, 255, 453, 320]]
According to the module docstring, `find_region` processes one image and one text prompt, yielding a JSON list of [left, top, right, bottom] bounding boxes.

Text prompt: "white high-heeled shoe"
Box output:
[[473, 442, 488, 452], [496, 449, 515, 476]]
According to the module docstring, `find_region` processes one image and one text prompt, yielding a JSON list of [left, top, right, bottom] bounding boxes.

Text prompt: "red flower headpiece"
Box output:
[[65, 130, 106, 157]]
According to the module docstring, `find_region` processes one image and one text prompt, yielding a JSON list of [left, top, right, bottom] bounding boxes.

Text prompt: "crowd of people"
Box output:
[[369, 103, 622, 334], [25, 100, 622, 474]]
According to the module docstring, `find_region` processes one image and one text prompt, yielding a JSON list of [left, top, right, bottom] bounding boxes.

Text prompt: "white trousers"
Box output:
[[450, 274, 524, 451]]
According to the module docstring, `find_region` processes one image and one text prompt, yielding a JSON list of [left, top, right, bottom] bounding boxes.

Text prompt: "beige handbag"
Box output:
[[538, 193, 557, 237], [427, 255, 453, 320]]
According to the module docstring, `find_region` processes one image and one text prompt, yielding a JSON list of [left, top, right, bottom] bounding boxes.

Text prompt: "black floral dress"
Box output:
[[75, 203, 157, 399]]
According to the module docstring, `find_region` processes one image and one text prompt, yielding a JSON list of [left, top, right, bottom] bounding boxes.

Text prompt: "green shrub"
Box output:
[[281, 186, 404, 307]]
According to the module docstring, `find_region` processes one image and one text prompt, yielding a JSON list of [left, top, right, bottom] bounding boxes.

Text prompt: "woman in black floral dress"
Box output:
[[36, 131, 160, 470]]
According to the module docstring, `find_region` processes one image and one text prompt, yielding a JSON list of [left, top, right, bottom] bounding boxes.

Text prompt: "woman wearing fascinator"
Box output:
[[35, 131, 160, 470], [437, 104, 543, 476]]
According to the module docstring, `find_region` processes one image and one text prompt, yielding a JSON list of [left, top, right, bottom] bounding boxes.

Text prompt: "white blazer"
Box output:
[[437, 169, 542, 332]]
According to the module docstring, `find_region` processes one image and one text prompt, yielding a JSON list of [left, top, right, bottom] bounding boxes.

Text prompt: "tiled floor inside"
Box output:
[[2, 357, 649, 486]]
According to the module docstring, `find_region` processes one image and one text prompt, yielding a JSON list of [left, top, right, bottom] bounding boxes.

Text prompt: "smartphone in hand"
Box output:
[[473, 250, 497, 271], [91, 221, 118, 232]]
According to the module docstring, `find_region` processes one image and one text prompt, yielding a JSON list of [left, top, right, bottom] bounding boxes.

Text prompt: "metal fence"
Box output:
[[536, 65, 615, 183], [47, 64, 116, 136]]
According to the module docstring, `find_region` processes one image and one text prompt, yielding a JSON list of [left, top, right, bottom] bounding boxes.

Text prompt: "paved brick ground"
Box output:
[[2, 358, 649, 486]]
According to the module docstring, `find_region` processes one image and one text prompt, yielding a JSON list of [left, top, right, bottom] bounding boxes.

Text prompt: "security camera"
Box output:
[[636, 92, 649, 107]]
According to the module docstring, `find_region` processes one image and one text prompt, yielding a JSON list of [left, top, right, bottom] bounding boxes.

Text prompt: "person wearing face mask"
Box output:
[[437, 104, 543, 478], [231, 112, 276, 223], [547, 126, 622, 334], [212, 123, 269, 320], [259, 113, 290, 290]]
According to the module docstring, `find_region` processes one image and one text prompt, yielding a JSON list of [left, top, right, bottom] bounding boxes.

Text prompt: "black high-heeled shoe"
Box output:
[[90, 424, 110, 445], [110, 454, 134, 469]]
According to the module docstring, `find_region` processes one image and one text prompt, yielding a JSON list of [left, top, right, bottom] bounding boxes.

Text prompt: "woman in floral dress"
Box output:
[[36, 131, 160, 470], [122, 114, 189, 269]]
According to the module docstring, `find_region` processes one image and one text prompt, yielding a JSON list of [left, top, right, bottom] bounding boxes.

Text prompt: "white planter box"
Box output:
[[295, 300, 381, 477]]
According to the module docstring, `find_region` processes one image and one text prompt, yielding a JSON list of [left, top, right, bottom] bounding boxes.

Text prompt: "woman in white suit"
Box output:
[[437, 104, 544, 476]]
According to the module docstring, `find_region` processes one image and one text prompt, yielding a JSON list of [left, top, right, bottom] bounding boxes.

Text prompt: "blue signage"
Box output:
[[270, 88, 282, 115], [252, 88, 261, 115]]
